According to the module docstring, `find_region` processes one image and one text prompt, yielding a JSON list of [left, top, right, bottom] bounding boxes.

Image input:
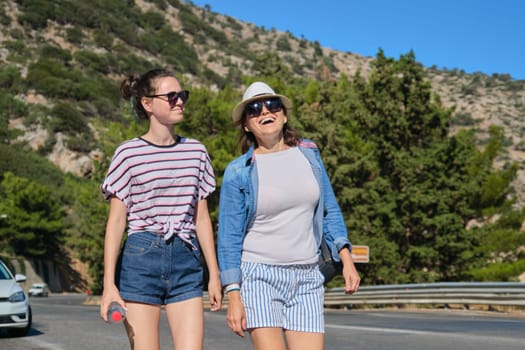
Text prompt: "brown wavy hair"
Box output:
[[236, 105, 301, 153]]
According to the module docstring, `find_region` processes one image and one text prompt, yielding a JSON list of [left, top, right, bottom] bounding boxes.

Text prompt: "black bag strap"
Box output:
[[320, 237, 333, 263]]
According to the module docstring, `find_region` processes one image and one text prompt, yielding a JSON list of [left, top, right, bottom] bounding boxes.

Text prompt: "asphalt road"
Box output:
[[1, 294, 524, 349]]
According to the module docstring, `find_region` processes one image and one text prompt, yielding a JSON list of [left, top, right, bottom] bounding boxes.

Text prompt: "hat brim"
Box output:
[[232, 93, 292, 124]]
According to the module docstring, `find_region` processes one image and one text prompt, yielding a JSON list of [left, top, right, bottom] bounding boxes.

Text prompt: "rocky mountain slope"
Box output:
[[2, 0, 524, 206]]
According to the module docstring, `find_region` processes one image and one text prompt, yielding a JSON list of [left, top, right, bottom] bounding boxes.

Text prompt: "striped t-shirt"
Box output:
[[101, 136, 215, 239]]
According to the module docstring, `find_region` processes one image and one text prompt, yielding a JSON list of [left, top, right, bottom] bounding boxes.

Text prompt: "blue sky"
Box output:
[[190, 0, 524, 80]]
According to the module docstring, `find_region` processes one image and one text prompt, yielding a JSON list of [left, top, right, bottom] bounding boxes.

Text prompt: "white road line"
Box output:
[[326, 324, 435, 335], [24, 337, 68, 350], [325, 324, 524, 345]]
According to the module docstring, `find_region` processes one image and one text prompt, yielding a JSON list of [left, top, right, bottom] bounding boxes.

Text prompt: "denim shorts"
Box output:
[[241, 261, 325, 333], [117, 231, 203, 305]]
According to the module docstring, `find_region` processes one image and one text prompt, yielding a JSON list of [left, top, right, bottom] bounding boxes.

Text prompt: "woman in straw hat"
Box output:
[[217, 81, 360, 349]]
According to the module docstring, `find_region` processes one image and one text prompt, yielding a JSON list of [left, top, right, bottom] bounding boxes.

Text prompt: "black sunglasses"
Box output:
[[146, 90, 190, 107], [244, 98, 283, 118]]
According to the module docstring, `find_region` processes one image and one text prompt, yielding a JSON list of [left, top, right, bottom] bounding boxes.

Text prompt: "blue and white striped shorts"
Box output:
[[240, 261, 325, 333]]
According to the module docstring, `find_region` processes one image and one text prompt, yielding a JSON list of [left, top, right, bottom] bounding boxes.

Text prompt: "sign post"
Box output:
[[351, 245, 370, 263]]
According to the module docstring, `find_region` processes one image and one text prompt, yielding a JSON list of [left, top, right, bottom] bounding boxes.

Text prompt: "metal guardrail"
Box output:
[[206, 282, 525, 308], [324, 282, 525, 307]]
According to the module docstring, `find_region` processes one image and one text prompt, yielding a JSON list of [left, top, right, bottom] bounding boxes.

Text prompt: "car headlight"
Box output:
[[9, 291, 26, 303]]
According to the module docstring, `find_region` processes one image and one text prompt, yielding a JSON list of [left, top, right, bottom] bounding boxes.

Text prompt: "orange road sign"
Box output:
[[351, 245, 370, 263]]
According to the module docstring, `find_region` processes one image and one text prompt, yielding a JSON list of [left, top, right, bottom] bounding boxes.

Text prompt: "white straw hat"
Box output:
[[232, 82, 292, 123]]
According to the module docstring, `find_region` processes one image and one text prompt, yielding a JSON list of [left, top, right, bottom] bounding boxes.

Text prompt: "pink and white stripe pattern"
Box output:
[[101, 137, 215, 240]]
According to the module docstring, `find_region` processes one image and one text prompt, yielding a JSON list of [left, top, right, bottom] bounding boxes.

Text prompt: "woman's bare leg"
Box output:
[[285, 330, 324, 350], [124, 302, 161, 350], [249, 327, 287, 350], [165, 297, 204, 350]]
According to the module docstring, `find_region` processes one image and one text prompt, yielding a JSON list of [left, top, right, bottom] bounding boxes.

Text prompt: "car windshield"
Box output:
[[0, 263, 12, 280]]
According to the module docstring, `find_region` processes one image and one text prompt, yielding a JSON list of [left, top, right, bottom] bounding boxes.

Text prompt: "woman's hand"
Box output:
[[99, 285, 125, 322], [207, 276, 223, 312], [339, 247, 361, 294], [226, 291, 247, 337]]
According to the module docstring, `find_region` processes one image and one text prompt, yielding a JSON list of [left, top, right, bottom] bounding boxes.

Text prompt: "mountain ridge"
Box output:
[[1, 0, 524, 205]]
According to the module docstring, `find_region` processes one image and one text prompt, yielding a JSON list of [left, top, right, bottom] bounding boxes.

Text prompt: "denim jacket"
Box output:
[[217, 139, 352, 286]]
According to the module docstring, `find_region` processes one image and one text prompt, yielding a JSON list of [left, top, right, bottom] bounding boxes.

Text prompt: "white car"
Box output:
[[0, 260, 32, 336], [28, 283, 49, 297]]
